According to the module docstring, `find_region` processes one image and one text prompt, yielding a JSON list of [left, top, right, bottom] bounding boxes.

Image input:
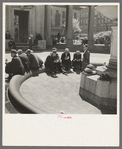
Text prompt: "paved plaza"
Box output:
[[5, 51, 110, 65]]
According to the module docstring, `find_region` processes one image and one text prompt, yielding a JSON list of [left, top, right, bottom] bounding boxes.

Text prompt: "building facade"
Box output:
[[51, 5, 81, 36], [80, 7, 116, 34], [51, 6, 116, 36], [6, 5, 45, 42], [5, 5, 96, 51]]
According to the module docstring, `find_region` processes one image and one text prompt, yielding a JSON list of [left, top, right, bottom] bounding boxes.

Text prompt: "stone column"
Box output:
[[96, 26, 117, 78], [11, 8, 14, 39], [66, 5, 73, 50], [45, 5, 52, 46], [8, 6, 12, 36], [28, 10, 32, 36], [31, 6, 36, 39], [88, 6, 95, 50], [108, 26, 117, 70]]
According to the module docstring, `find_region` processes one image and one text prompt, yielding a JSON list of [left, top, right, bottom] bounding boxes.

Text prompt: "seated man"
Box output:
[[72, 51, 82, 71], [26, 49, 43, 70], [5, 49, 25, 80], [61, 48, 71, 72], [17, 49, 30, 73], [45, 48, 63, 74]]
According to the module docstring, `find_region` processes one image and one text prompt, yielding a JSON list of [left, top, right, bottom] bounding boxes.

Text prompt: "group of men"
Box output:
[[5, 49, 43, 81], [5, 44, 90, 81], [45, 44, 90, 74]]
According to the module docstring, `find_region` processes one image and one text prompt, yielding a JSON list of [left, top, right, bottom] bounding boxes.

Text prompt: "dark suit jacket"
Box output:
[[73, 53, 82, 60], [61, 52, 71, 62], [83, 50, 90, 64], [6, 56, 25, 75], [28, 53, 43, 69], [19, 53, 30, 72], [45, 53, 60, 68]]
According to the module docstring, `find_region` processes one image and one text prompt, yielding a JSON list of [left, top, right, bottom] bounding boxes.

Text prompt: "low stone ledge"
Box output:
[[8, 67, 46, 114], [79, 73, 117, 110], [79, 87, 117, 111]]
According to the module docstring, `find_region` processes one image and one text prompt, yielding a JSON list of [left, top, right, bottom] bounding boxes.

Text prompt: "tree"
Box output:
[[72, 18, 81, 33], [100, 15, 108, 31], [72, 18, 82, 38]]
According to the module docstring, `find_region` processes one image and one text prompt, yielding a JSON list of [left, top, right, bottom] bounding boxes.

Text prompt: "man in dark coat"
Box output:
[[61, 48, 71, 72], [83, 44, 90, 70], [5, 49, 25, 80], [72, 51, 82, 71], [8, 38, 16, 50], [45, 48, 63, 74], [26, 49, 43, 70], [57, 32, 60, 43], [17, 49, 30, 73]]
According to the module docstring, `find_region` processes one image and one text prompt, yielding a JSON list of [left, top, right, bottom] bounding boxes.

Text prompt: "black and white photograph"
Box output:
[[3, 2, 120, 146]]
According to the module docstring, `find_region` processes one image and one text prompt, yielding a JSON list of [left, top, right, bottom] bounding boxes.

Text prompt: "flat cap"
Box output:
[[11, 49, 17, 54]]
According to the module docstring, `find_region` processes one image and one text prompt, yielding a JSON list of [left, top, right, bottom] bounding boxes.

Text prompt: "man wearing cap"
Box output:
[[61, 48, 71, 72], [83, 44, 90, 70], [17, 49, 30, 73], [5, 49, 25, 80], [72, 50, 82, 71], [45, 48, 63, 74], [26, 49, 43, 70]]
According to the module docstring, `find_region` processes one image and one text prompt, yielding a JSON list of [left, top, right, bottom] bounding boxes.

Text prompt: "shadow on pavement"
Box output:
[[100, 107, 117, 114]]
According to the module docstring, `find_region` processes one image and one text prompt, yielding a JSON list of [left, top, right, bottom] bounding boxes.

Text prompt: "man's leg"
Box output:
[[80, 60, 83, 71]]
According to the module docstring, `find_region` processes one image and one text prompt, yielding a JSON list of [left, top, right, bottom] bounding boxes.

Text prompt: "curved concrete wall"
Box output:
[[8, 68, 46, 114]]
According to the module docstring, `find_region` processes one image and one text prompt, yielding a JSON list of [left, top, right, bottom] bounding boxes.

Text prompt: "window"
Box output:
[[56, 10, 59, 14], [74, 13, 77, 19], [55, 10, 61, 27], [62, 11, 65, 18]]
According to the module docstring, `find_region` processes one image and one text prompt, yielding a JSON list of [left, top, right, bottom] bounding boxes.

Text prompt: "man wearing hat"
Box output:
[[5, 49, 25, 80], [18, 49, 30, 73], [72, 50, 82, 71], [26, 49, 43, 70], [45, 48, 63, 74], [61, 48, 71, 72], [83, 44, 90, 70]]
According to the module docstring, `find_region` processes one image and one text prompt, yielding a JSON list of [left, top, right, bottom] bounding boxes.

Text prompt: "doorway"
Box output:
[[14, 10, 29, 42]]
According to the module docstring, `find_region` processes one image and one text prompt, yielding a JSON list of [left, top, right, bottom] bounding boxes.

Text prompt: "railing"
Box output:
[[8, 68, 46, 114]]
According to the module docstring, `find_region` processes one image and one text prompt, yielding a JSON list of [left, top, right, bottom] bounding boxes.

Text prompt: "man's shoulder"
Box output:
[[29, 53, 35, 57], [12, 56, 21, 62], [20, 53, 27, 57]]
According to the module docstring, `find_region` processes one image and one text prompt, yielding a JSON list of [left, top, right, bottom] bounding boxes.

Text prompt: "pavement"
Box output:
[[20, 72, 102, 114], [5, 51, 110, 65], [5, 52, 110, 114]]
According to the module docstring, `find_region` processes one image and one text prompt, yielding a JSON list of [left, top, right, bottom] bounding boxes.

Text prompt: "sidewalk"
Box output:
[[5, 51, 110, 65]]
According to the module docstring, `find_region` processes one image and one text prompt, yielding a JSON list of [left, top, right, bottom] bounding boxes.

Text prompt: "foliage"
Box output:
[[72, 18, 82, 36], [94, 31, 112, 44]]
